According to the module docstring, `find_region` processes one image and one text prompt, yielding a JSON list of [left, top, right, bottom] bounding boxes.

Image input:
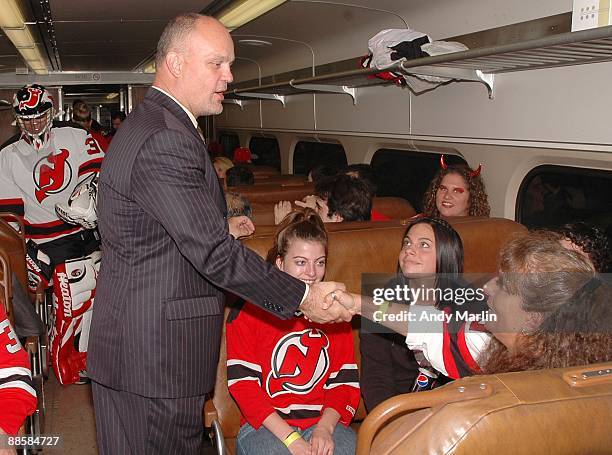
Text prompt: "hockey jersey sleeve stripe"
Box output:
[[456, 323, 482, 373], [324, 366, 359, 388], [25, 220, 81, 238], [0, 380, 37, 398], [227, 362, 263, 384], [0, 367, 31, 379], [78, 158, 103, 176], [274, 404, 323, 420], [0, 198, 25, 216], [442, 316, 460, 380]]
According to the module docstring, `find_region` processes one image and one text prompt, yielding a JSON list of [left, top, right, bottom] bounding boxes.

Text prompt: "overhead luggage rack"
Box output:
[[224, 24, 612, 104]]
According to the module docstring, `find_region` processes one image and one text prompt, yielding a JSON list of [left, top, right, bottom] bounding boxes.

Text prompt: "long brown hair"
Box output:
[[265, 208, 328, 264], [422, 165, 490, 217], [481, 231, 611, 373]]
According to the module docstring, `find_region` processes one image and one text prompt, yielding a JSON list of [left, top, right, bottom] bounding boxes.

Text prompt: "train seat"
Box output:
[[253, 174, 307, 186], [357, 361, 612, 455], [249, 197, 417, 226], [0, 219, 49, 444], [227, 182, 315, 204]]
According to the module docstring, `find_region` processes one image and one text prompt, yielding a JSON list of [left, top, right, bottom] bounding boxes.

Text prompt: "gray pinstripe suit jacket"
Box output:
[[88, 88, 305, 398]]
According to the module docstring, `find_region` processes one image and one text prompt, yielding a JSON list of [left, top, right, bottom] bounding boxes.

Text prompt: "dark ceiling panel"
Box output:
[[47, 0, 218, 72], [50, 0, 217, 21]]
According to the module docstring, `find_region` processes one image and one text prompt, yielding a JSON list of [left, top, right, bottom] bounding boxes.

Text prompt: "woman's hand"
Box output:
[[294, 194, 320, 210], [228, 216, 255, 239], [274, 201, 293, 225], [288, 436, 312, 455], [310, 421, 335, 455], [328, 289, 361, 316]]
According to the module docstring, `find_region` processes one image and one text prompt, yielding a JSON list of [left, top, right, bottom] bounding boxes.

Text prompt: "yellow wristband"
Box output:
[[379, 300, 391, 316], [282, 431, 301, 448]]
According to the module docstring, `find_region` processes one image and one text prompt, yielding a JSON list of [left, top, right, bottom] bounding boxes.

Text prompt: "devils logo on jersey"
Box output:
[[266, 328, 330, 397], [33, 149, 73, 202]]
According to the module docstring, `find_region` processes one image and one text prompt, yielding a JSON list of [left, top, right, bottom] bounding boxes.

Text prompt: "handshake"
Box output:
[[298, 281, 362, 323]]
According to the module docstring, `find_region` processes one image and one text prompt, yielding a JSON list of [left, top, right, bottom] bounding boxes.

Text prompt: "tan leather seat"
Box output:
[[205, 217, 527, 453], [0, 213, 46, 437], [0, 214, 29, 295], [358, 362, 612, 454], [253, 174, 307, 186], [245, 165, 280, 179], [250, 197, 417, 227], [228, 182, 315, 204]]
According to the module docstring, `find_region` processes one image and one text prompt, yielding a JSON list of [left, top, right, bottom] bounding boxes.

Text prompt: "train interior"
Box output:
[[0, 0, 611, 453]]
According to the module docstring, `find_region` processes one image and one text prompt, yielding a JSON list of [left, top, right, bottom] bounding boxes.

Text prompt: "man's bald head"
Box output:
[[155, 14, 227, 68]]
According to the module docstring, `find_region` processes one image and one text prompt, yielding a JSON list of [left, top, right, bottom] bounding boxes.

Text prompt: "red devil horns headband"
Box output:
[[439, 154, 482, 178]]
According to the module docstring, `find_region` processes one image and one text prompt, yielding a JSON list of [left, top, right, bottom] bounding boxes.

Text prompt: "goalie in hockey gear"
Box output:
[[13, 84, 55, 151], [49, 252, 100, 385], [55, 173, 99, 230]]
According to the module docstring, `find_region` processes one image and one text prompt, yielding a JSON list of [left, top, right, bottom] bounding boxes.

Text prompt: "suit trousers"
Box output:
[[92, 381, 206, 455]]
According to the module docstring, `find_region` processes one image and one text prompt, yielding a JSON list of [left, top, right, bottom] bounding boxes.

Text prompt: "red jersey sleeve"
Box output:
[[226, 304, 277, 429]]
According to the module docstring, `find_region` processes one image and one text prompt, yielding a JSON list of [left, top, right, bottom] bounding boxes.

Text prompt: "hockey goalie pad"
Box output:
[[55, 173, 99, 230], [49, 251, 100, 385], [25, 240, 53, 292]]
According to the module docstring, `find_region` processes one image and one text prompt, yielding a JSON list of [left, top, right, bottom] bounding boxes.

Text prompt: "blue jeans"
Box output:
[[236, 422, 356, 455]]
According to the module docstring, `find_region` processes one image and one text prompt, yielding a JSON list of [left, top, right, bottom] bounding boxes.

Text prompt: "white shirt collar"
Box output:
[[152, 86, 198, 130]]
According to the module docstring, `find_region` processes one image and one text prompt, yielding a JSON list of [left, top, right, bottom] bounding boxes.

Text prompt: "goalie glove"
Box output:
[[55, 173, 99, 229]]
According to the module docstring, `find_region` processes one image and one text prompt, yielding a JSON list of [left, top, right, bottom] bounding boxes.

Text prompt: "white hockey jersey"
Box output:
[[0, 126, 104, 243]]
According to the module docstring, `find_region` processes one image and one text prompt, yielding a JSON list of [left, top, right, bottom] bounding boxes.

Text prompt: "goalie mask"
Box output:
[[13, 84, 55, 151]]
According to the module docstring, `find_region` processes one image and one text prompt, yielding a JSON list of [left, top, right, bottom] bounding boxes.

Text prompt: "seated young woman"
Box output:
[[479, 231, 611, 373], [358, 157, 491, 410], [359, 217, 489, 410], [226, 208, 360, 455], [422, 156, 490, 218]]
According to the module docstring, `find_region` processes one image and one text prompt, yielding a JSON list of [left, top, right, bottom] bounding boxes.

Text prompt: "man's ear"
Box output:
[[165, 51, 184, 78], [275, 256, 284, 271]]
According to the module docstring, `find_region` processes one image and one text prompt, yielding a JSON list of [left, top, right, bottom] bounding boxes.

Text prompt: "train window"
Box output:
[[293, 141, 347, 176], [517, 165, 612, 232], [219, 132, 239, 158], [371, 149, 467, 212], [249, 136, 281, 171]]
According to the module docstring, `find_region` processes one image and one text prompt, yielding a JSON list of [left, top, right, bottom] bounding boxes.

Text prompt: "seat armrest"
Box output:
[[356, 382, 492, 455]]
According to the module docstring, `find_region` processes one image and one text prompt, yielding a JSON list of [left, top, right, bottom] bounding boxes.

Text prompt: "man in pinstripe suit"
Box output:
[[88, 14, 351, 455]]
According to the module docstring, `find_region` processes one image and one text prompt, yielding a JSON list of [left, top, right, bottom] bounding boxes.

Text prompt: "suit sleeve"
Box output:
[[130, 130, 305, 318], [226, 304, 277, 429], [321, 324, 360, 426], [0, 304, 37, 435]]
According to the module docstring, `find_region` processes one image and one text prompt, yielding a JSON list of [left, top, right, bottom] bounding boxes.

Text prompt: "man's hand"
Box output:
[[300, 281, 352, 323], [274, 201, 292, 225], [228, 216, 255, 239]]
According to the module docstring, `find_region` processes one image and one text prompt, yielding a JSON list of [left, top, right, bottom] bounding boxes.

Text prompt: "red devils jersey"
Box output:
[[227, 303, 360, 430], [0, 303, 37, 435], [0, 126, 104, 243]]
